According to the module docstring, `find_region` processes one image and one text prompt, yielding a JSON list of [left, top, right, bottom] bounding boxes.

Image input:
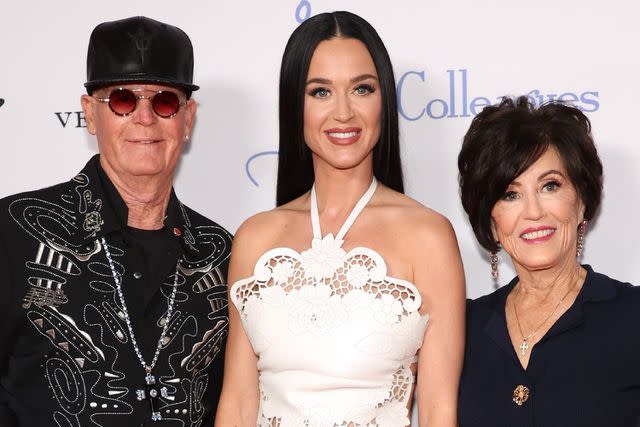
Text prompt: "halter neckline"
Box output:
[[310, 178, 378, 241]]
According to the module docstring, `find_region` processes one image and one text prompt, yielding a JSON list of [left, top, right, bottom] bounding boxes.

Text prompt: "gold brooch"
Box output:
[[513, 384, 529, 406]]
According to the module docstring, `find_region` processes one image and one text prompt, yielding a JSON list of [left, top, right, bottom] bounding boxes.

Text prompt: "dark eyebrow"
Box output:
[[306, 77, 331, 85], [305, 74, 379, 86], [351, 74, 378, 83], [538, 169, 566, 180], [509, 169, 566, 187]]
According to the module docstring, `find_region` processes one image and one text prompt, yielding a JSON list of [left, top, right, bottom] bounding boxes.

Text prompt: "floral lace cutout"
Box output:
[[258, 367, 413, 427], [257, 367, 414, 427], [233, 243, 422, 318], [231, 179, 429, 427], [231, 245, 428, 427]]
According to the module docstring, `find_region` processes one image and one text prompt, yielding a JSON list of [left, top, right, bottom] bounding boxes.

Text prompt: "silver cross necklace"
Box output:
[[512, 276, 578, 357], [101, 236, 179, 422]]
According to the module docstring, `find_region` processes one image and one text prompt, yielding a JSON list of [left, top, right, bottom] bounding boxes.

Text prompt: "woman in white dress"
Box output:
[[216, 11, 465, 427]]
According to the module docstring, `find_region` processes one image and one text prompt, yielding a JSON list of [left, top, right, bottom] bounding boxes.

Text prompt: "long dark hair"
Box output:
[[276, 11, 403, 206]]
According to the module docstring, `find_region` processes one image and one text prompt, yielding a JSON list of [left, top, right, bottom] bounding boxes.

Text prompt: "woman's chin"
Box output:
[[515, 253, 577, 273]]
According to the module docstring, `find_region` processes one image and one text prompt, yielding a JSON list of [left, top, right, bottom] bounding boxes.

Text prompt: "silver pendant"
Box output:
[[136, 376, 170, 422], [145, 373, 156, 385]]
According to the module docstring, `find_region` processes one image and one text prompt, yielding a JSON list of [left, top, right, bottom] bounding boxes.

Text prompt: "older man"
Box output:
[[0, 17, 231, 426]]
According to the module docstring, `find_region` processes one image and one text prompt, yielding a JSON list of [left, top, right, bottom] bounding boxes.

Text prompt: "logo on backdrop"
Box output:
[[54, 111, 87, 128], [240, 1, 312, 187], [246, 151, 278, 187], [397, 69, 600, 121], [0, 98, 4, 108], [244, 68, 601, 185], [296, 1, 311, 23], [248, 10, 601, 185]]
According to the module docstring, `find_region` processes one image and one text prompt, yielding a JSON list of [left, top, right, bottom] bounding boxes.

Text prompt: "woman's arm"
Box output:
[[413, 213, 466, 427], [214, 219, 265, 426]]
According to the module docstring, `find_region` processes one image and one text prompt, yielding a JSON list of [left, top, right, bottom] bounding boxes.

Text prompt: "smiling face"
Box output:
[[491, 147, 586, 272], [81, 83, 196, 183], [303, 37, 382, 171]]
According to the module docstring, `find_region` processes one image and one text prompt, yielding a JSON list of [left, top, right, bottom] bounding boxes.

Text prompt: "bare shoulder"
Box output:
[[374, 187, 465, 304], [230, 196, 308, 278], [235, 209, 286, 242], [374, 185, 456, 245], [233, 205, 298, 252]]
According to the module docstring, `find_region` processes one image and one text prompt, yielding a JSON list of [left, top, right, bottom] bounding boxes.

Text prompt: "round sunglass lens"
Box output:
[[152, 92, 181, 117], [109, 89, 137, 115]]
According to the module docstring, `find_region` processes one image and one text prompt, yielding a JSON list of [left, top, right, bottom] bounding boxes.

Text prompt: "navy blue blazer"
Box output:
[[458, 266, 640, 427]]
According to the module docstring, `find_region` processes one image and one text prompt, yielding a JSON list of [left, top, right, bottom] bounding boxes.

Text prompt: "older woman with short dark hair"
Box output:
[[457, 96, 640, 426]]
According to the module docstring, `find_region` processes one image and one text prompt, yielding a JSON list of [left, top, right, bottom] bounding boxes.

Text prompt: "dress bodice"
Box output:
[[230, 179, 429, 426]]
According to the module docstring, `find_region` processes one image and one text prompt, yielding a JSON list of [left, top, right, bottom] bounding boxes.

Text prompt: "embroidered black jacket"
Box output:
[[0, 156, 232, 426]]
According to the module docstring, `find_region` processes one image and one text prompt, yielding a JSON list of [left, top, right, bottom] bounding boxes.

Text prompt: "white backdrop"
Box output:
[[1, 2, 637, 297], [2, 1, 638, 424]]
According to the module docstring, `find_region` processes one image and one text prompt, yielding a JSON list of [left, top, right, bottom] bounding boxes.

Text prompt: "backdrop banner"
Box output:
[[1, 3, 637, 420]]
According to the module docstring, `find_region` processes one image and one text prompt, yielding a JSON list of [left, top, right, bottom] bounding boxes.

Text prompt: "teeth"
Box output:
[[522, 229, 554, 240], [328, 131, 358, 138]]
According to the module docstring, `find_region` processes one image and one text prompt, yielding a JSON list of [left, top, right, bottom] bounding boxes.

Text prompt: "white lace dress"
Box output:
[[230, 179, 429, 427]]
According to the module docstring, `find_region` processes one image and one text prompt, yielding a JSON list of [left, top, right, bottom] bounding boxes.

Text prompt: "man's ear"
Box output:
[[184, 98, 197, 139], [81, 94, 97, 135]]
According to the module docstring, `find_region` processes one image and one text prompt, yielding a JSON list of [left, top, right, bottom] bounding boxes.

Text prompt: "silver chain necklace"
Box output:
[[512, 276, 578, 357], [100, 236, 179, 421]]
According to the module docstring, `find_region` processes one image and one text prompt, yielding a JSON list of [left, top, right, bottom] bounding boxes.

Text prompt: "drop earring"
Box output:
[[576, 220, 587, 257], [490, 249, 499, 280]]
